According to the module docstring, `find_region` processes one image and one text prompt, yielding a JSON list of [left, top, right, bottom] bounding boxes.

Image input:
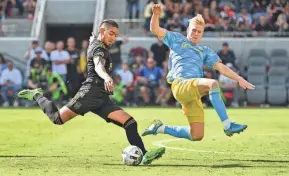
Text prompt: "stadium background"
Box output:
[[0, 0, 289, 108], [0, 1, 289, 176]]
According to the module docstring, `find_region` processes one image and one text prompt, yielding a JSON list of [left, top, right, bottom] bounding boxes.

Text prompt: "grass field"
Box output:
[[0, 108, 288, 176]]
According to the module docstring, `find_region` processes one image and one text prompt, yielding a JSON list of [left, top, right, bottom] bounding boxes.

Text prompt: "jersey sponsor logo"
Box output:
[[181, 41, 203, 57]]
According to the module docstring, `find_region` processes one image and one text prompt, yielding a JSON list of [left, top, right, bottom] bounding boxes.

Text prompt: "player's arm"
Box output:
[[214, 62, 255, 90], [93, 51, 113, 92], [150, 4, 166, 39]]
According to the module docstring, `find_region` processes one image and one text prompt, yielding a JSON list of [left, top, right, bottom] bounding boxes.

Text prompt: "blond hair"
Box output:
[[189, 14, 205, 26]]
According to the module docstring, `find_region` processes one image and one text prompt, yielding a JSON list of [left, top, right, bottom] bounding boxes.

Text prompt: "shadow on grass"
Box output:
[[103, 163, 289, 168], [0, 155, 66, 158], [225, 159, 289, 163]]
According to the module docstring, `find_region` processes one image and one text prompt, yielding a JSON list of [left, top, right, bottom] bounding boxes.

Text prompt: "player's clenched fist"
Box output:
[[152, 4, 162, 15]]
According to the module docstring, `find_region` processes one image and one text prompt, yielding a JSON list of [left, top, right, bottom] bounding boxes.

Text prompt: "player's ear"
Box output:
[[99, 27, 105, 35]]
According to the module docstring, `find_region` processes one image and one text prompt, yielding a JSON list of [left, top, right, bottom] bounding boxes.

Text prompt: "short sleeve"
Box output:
[[203, 46, 221, 68], [160, 30, 181, 49], [93, 47, 109, 59]]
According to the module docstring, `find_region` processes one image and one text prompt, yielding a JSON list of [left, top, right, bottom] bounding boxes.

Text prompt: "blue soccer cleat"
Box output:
[[142, 120, 163, 136], [224, 122, 247, 137]]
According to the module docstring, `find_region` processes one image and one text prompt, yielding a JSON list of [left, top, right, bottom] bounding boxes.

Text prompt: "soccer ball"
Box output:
[[122, 145, 143, 166]]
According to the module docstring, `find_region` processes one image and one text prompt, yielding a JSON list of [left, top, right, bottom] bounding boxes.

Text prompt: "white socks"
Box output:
[[223, 119, 232, 130], [156, 125, 165, 133]]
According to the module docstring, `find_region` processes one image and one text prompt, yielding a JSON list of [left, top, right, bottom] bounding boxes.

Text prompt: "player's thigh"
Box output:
[[172, 78, 200, 104], [59, 106, 78, 123], [93, 99, 128, 125], [183, 99, 204, 124], [197, 78, 218, 96]]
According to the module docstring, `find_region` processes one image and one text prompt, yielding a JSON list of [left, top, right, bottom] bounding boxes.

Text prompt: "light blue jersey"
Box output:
[[161, 30, 220, 83]]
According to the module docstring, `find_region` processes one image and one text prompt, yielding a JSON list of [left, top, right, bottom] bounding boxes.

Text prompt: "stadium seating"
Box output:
[[248, 49, 268, 58], [267, 66, 288, 105], [270, 49, 288, 57]]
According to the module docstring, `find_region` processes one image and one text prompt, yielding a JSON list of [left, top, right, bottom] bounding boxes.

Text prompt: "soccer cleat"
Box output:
[[224, 123, 247, 137], [142, 120, 163, 136], [142, 147, 166, 165], [18, 88, 44, 101]]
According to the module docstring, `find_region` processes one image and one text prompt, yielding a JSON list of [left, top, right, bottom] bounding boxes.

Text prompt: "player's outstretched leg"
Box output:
[[18, 88, 65, 125], [142, 120, 194, 140], [198, 79, 247, 137], [106, 110, 165, 165]]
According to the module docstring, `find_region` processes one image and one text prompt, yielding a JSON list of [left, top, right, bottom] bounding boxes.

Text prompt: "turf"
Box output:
[[0, 108, 288, 176]]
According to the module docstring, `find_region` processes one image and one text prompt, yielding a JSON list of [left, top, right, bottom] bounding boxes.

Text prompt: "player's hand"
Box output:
[[104, 76, 114, 92], [152, 4, 162, 15], [238, 78, 255, 90]]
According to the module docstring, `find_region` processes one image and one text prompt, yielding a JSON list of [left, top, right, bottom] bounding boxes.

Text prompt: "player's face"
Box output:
[[102, 27, 119, 47], [187, 23, 204, 44]]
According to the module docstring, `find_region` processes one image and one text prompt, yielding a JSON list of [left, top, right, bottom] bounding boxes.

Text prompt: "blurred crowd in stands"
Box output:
[[0, 36, 241, 108], [134, 0, 289, 36], [0, 0, 36, 35]]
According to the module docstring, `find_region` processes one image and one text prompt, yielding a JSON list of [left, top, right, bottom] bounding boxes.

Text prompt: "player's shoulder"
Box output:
[[199, 45, 215, 53], [89, 40, 109, 58]]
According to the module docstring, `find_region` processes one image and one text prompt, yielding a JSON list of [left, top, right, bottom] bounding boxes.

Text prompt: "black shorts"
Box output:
[[65, 83, 122, 123]]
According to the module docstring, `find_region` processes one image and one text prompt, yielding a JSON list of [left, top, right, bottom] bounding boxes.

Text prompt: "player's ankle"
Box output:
[[156, 125, 165, 133], [223, 119, 232, 130]]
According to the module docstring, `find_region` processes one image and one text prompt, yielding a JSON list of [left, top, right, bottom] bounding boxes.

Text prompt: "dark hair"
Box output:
[[100, 19, 119, 28], [0, 53, 6, 64]]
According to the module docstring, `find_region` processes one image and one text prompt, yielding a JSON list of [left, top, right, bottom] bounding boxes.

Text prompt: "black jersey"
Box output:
[[84, 39, 113, 87]]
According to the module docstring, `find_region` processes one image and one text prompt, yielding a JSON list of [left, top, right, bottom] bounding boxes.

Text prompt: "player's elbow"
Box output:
[[191, 135, 204, 141]]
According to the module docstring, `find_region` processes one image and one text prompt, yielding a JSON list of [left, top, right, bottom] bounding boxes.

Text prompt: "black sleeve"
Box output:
[[93, 47, 109, 60]]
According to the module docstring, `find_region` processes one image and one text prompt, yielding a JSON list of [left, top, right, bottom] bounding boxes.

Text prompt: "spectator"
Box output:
[[44, 65, 68, 104], [126, 0, 140, 28], [203, 7, 218, 31], [23, 0, 36, 19], [50, 41, 71, 82], [137, 58, 163, 105], [273, 13, 289, 36], [79, 40, 88, 82], [116, 61, 135, 106], [30, 47, 48, 70], [254, 15, 272, 32], [16, 0, 24, 16], [44, 41, 55, 65], [149, 39, 169, 68], [112, 75, 126, 105], [66, 37, 80, 97], [237, 8, 252, 28], [220, 5, 236, 21], [24, 40, 48, 77], [217, 42, 238, 69], [131, 55, 145, 75], [219, 63, 239, 107], [0, 60, 22, 107], [210, 0, 219, 19], [157, 59, 172, 106], [267, 0, 283, 24], [109, 36, 128, 73], [216, 16, 235, 32], [27, 63, 46, 90], [166, 12, 186, 32], [0, 54, 7, 76]]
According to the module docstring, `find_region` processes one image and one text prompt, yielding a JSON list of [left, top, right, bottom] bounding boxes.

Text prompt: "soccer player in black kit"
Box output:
[[18, 19, 165, 165]]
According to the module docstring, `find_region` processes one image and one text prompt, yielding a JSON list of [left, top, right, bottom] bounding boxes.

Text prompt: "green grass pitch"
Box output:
[[0, 108, 288, 176]]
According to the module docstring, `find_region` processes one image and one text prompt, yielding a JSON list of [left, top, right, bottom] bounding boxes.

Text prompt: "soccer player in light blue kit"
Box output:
[[142, 4, 255, 141]]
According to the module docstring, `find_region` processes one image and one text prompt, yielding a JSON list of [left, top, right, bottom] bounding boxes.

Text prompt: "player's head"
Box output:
[[97, 19, 119, 47], [186, 14, 205, 44]]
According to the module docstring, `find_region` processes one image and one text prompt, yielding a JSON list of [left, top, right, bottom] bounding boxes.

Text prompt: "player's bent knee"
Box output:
[[191, 134, 204, 141], [211, 80, 219, 89], [140, 86, 147, 92]]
